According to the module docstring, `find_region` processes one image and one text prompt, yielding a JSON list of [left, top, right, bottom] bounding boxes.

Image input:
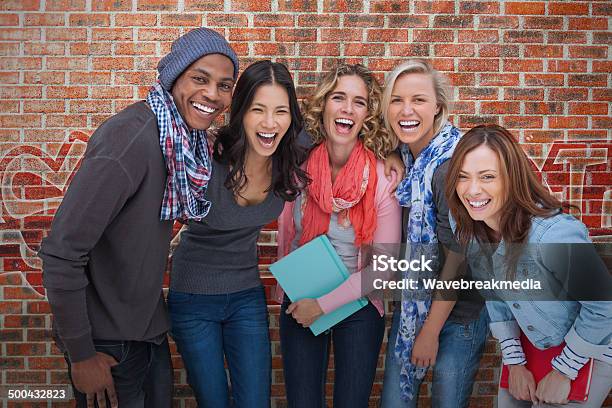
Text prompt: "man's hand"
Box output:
[[286, 299, 324, 327], [71, 352, 119, 408], [535, 369, 571, 404], [383, 151, 405, 193], [508, 364, 538, 403], [411, 327, 439, 367]]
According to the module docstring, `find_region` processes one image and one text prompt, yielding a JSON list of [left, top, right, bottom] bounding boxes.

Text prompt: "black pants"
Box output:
[[65, 337, 173, 408]]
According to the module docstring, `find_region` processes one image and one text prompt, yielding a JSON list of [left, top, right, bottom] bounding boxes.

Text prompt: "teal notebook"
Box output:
[[269, 235, 368, 336]]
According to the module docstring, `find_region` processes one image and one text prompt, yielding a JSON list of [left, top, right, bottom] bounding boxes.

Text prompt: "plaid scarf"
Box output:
[[394, 122, 462, 401], [146, 81, 212, 221]]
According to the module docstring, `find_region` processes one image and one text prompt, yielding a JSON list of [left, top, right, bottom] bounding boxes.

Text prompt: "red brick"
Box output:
[[413, 30, 454, 43], [434, 15, 474, 28], [0, 358, 24, 369], [24, 42, 65, 55], [229, 28, 271, 42], [47, 86, 88, 98], [592, 116, 612, 130], [504, 88, 544, 101], [388, 44, 430, 58], [501, 59, 543, 72], [136, 0, 177, 10], [481, 101, 520, 114], [505, 2, 545, 14], [0, 100, 19, 111], [459, 87, 499, 101], [547, 59, 588, 73], [27, 301, 52, 314], [253, 14, 293, 27], [370, 0, 409, 12], [24, 13, 65, 26], [548, 31, 587, 44], [368, 29, 408, 42], [524, 130, 564, 143], [343, 15, 383, 28], [23, 71, 64, 85], [276, 28, 316, 42], [458, 58, 499, 72], [569, 17, 608, 30], [5, 370, 46, 383], [70, 42, 112, 55], [0, 115, 42, 128], [323, 0, 363, 12], [160, 14, 201, 27], [344, 43, 385, 57], [137, 28, 180, 41], [69, 13, 110, 26], [524, 102, 565, 115], [458, 30, 499, 43], [478, 44, 519, 57], [524, 45, 563, 58], [460, 1, 499, 14], [115, 14, 157, 26], [0, 28, 41, 41], [549, 88, 589, 101], [45, 0, 86, 10], [503, 116, 543, 129], [299, 43, 339, 56], [434, 44, 475, 57], [5, 343, 46, 356], [549, 116, 588, 129], [503, 30, 544, 43], [549, 2, 589, 15], [569, 46, 608, 59], [184, 0, 223, 11], [478, 16, 519, 28], [592, 89, 612, 102], [569, 74, 607, 87], [93, 0, 131, 10], [387, 15, 429, 28], [452, 101, 476, 113], [0, 0, 39, 10], [254, 43, 295, 56], [275, 58, 316, 71], [593, 32, 612, 45], [279, 0, 318, 12], [29, 357, 67, 369], [524, 74, 565, 86], [414, 1, 454, 14], [592, 2, 612, 16], [320, 29, 363, 42], [569, 102, 609, 115], [459, 115, 500, 128], [46, 57, 88, 70], [92, 27, 133, 41], [0, 86, 42, 99], [232, 0, 271, 11], [0, 43, 20, 55], [523, 16, 563, 29], [115, 42, 157, 56], [91, 86, 134, 99]]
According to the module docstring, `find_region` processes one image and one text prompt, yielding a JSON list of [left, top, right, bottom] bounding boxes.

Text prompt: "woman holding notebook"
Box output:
[[275, 64, 401, 407], [445, 124, 612, 407]]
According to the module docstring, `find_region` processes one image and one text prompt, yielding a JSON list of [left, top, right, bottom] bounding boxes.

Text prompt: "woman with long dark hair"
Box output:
[[445, 124, 612, 407], [168, 60, 308, 408]]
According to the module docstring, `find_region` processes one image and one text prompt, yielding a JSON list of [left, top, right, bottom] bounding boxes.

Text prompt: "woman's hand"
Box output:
[[508, 364, 538, 403], [410, 327, 439, 367], [535, 369, 571, 404], [286, 299, 324, 327], [383, 151, 405, 193]]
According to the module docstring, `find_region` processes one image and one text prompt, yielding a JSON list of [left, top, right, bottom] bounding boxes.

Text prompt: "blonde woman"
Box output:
[[275, 64, 402, 407], [380, 59, 488, 407]]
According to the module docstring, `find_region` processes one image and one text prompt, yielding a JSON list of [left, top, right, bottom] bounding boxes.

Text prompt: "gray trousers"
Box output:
[[497, 360, 612, 408]]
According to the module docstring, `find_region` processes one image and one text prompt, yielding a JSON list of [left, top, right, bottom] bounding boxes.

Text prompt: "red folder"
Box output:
[[499, 332, 593, 401]]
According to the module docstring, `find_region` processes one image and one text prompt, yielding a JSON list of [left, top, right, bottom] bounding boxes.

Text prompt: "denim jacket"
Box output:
[[462, 213, 612, 364]]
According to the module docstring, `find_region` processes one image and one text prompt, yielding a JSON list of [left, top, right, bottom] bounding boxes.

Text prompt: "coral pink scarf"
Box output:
[[299, 141, 378, 247]]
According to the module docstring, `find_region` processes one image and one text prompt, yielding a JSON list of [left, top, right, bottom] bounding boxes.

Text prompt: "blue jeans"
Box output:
[[381, 306, 489, 408], [280, 297, 385, 408], [65, 337, 173, 408], [168, 286, 271, 408]]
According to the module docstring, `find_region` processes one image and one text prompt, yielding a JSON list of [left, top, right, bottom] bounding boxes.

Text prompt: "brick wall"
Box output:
[[0, 0, 610, 407]]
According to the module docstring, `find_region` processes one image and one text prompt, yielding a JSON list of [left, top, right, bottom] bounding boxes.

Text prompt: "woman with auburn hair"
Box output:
[[445, 124, 612, 407], [275, 63, 402, 407], [380, 59, 488, 407]]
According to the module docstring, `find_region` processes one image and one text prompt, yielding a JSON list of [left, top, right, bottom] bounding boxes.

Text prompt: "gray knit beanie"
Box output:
[[157, 28, 239, 90]]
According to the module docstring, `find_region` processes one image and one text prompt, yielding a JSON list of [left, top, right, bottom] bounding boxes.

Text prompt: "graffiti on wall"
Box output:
[[0, 133, 611, 296]]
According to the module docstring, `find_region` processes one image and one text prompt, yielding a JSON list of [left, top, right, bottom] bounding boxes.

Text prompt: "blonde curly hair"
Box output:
[[302, 64, 397, 160]]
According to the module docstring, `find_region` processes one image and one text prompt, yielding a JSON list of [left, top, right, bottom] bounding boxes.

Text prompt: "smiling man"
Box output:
[[39, 28, 238, 408]]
